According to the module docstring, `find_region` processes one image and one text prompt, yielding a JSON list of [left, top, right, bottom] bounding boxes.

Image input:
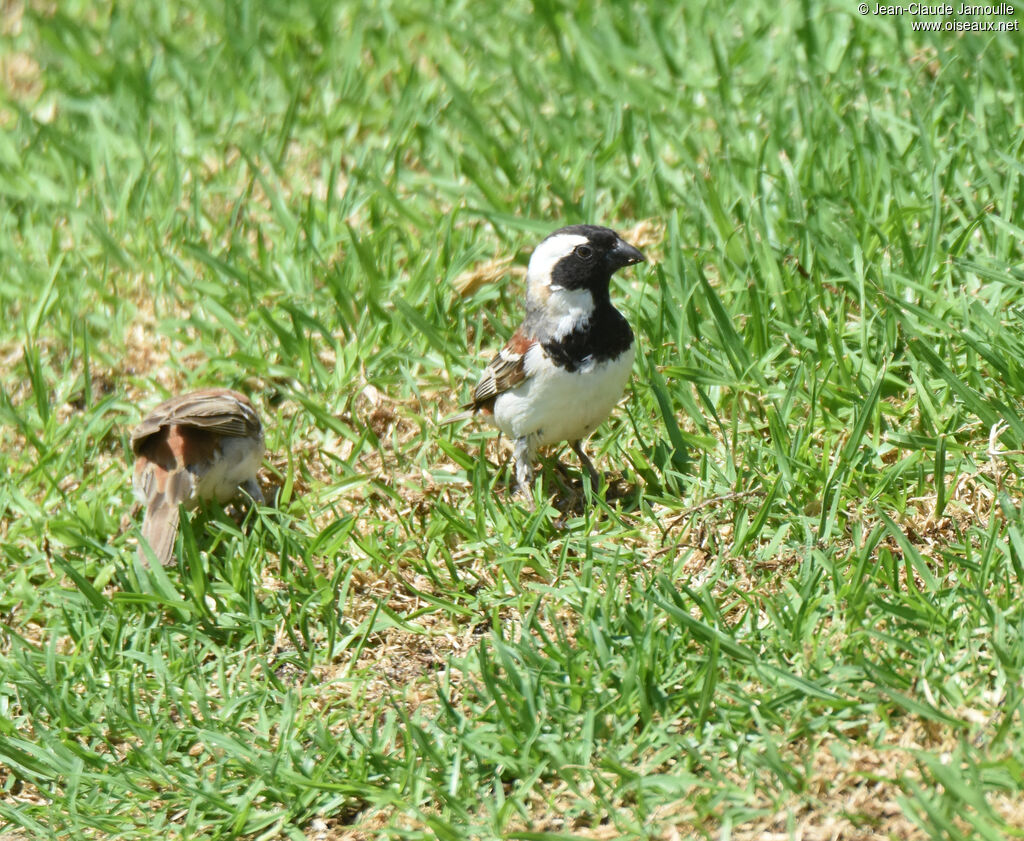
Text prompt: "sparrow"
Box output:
[[130, 388, 265, 566], [450, 224, 645, 494]]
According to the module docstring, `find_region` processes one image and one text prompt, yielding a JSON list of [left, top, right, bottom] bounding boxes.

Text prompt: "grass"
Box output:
[[2, 0, 1024, 838]]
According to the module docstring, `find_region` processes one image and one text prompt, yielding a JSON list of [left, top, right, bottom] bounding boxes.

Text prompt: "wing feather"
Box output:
[[131, 389, 261, 454], [466, 326, 536, 412]]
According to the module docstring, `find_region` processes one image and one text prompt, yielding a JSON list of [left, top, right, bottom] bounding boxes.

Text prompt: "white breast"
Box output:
[[491, 342, 635, 453], [195, 434, 265, 503]]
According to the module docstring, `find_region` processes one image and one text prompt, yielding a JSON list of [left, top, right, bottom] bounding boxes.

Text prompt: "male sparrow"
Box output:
[[452, 224, 645, 494], [131, 388, 265, 566]]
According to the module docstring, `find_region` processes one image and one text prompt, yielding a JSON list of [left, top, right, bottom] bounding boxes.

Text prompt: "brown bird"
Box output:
[[130, 389, 265, 566]]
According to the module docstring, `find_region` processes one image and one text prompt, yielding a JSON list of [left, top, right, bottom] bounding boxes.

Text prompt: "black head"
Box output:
[[528, 225, 645, 295]]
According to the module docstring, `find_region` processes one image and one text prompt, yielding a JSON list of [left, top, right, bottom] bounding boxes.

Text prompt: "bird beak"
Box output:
[[609, 239, 646, 269]]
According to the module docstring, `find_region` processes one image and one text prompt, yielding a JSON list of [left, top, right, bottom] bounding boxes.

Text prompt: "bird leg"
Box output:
[[512, 437, 534, 497], [241, 478, 265, 505], [227, 478, 266, 525], [571, 440, 602, 489]]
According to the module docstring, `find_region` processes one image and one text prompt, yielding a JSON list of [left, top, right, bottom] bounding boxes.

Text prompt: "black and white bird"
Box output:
[[449, 225, 645, 494]]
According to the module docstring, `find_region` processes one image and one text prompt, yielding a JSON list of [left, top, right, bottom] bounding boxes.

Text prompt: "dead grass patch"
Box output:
[[451, 254, 520, 298]]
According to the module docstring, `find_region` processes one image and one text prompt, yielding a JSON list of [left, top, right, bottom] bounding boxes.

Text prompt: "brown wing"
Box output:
[[467, 326, 536, 413], [131, 389, 261, 455]]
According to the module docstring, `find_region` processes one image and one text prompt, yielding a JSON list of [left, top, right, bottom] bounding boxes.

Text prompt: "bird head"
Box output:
[[525, 225, 645, 310]]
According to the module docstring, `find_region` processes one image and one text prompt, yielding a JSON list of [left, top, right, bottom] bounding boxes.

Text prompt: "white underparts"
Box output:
[[195, 435, 266, 504], [490, 341, 635, 456]]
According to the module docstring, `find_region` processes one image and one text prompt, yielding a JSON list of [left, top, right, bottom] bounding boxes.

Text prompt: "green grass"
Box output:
[[2, 0, 1024, 838]]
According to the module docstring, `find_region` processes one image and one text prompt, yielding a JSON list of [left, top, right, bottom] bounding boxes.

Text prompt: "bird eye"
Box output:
[[575, 245, 593, 260]]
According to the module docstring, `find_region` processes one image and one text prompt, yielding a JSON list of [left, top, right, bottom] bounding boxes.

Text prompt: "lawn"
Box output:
[[2, 0, 1024, 838]]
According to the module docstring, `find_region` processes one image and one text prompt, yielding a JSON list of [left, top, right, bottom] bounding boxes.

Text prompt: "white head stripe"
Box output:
[[526, 233, 588, 290]]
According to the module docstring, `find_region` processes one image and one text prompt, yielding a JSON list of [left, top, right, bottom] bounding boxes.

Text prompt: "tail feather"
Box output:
[[139, 501, 179, 567], [438, 407, 476, 427]]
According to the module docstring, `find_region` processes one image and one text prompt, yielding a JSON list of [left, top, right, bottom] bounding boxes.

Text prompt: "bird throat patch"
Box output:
[[542, 304, 634, 373]]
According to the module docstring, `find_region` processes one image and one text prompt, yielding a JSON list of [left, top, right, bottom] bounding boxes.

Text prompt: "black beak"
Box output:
[[608, 238, 646, 270]]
